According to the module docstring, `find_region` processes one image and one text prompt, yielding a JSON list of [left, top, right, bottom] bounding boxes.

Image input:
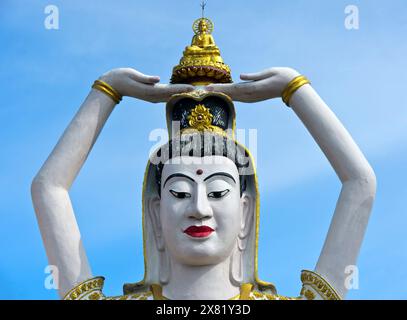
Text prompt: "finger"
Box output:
[[205, 83, 236, 95], [206, 83, 256, 102], [141, 83, 195, 103], [124, 68, 161, 84], [161, 84, 195, 95], [143, 75, 161, 84], [207, 82, 269, 103], [240, 68, 277, 81]]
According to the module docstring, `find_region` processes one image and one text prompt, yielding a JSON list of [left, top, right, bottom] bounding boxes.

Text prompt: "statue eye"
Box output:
[[169, 190, 191, 199], [208, 189, 230, 199]]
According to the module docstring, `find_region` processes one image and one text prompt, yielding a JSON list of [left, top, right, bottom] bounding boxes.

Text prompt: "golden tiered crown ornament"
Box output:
[[170, 3, 232, 86], [165, 2, 236, 139]]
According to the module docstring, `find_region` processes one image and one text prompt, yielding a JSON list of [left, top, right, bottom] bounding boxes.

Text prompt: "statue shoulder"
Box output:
[[63, 277, 106, 300], [247, 270, 342, 300], [299, 270, 342, 300], [63, 276, 153, 300]]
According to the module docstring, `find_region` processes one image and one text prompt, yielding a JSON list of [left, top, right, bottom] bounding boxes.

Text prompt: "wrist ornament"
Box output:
[[281, 75, 310, 106], [92, 80, 122, 104]]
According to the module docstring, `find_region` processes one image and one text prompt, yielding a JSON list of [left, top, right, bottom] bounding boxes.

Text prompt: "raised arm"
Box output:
[[206, 67, 376, 298], [31, 68, 193, 298]]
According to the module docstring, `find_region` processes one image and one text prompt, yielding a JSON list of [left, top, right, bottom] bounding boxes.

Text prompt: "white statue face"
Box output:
[[152, 155, 250, 266]]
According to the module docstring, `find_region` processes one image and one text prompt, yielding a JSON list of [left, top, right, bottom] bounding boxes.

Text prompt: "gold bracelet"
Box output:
[[92, 80, 122, 104], [282, 75, 310, 106]]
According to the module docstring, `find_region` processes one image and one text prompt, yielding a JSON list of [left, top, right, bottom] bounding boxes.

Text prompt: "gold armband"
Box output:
[[281, 75, 310, 106], [92, 80, 122, 104], [300, 270, 342, 300]]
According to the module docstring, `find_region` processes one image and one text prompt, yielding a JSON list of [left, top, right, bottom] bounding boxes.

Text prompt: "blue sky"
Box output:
[[0, 0, 406, 299]]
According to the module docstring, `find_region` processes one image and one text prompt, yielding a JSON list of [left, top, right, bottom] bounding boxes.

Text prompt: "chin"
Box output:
[[172, 242, 232, 266]]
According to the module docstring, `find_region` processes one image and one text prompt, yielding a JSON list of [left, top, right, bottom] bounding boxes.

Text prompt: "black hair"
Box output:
[[152, 132, 250, 197]]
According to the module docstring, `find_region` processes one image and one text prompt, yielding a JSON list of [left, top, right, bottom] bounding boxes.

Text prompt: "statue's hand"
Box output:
[[99, 68, 195, 103], [205, 67, 300, 103]]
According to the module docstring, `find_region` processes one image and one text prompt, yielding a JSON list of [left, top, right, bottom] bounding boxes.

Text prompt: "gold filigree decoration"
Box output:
[[63, 277, 105, 300], [304, 289, 316, 300], [63, 276, 154, 300], [88, 292, 102, 300], [188, 104, 214, 131], [301, 270, 342, 300], [249, 290, 300, 300]]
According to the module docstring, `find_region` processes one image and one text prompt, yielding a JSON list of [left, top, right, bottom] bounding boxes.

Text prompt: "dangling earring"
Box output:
[[230, 240, 243, 285], [159, 250, 171, 284], [238, 235, 247, 251]]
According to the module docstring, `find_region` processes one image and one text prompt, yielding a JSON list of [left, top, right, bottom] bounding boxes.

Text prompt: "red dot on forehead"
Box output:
[[196, 169, 203, 175]]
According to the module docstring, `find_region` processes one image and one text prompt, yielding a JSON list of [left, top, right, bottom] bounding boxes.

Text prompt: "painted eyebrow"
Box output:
[[203, 172, 236, 184], [163, 173, 196, 188]]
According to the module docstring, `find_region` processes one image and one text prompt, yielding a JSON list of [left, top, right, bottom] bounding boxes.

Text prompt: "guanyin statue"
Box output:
[[31, 11, 376, 300]]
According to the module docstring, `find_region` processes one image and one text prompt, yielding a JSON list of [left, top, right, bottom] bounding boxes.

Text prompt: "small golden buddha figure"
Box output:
[[191, 19, 216, 48], [186, 18, 220, 55], [171, 16, 232, 85]]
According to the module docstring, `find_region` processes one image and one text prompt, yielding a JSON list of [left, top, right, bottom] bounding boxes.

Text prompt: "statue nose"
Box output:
[[189, 186, 213, 220]]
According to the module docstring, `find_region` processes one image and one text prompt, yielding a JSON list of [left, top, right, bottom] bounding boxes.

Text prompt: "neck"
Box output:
[[162, 255, 240, 300]]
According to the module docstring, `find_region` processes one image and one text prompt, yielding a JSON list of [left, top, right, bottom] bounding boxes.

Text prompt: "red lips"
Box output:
[[184, 226, 214, 238]]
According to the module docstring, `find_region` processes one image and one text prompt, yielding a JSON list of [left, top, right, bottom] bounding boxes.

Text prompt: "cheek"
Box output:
[[212, 195, 241, 234], [159, 198, 187, 232]]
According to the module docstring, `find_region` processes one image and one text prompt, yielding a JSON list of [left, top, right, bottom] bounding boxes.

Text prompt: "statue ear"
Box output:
[[148, 196, 165, 251], [239, 192, 254, 241]]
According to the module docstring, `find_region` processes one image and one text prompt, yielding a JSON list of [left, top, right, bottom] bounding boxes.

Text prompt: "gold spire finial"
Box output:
[[200, 0, 207, 18], [170, 2, 232, 85]]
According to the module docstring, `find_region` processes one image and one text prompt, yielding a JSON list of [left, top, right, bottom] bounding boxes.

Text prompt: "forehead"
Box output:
[[162, 156, 238, 179]]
